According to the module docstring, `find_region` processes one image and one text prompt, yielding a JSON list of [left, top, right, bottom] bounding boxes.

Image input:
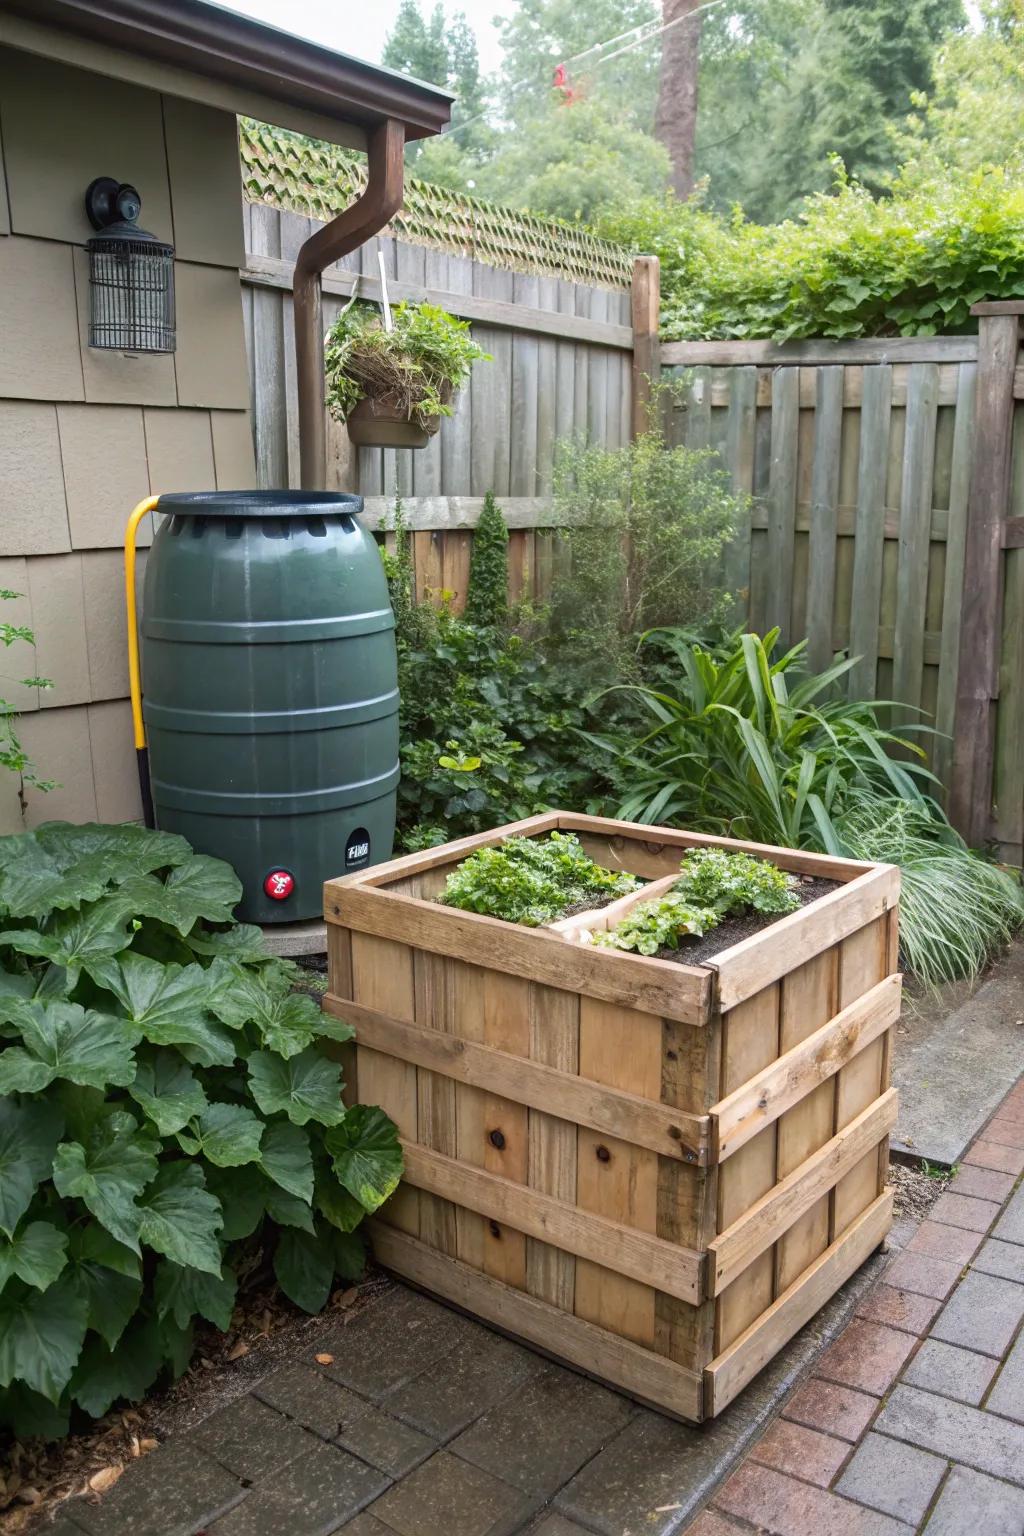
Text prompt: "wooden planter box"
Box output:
[[323, 812, 900, 1422]]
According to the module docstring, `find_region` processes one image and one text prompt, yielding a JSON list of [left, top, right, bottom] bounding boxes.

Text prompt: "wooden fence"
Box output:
[[240, 205, 1024, 864]]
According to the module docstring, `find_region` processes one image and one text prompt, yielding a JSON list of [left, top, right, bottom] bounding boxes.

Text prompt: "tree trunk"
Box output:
[[655, 0, 702, 200]]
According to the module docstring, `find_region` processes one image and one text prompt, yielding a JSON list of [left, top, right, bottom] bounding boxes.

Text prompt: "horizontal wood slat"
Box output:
[[554, 813, 874, 883], [240, 254, 634, 349], [325, 884, 713, 1026], [322, 995, 709, 1163], [704, 1190, 893, 1416], [370, 1221, 704, 1421], [662, 337, 979, 366], [712, 866, 900, 1010], [401, 1141, 703, 1304], [708, 1089, 898, 1295], [711, 975, 901, 1161]]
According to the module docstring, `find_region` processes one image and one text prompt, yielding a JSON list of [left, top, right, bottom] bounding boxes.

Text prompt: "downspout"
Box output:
[[293, 117, 406, 490]]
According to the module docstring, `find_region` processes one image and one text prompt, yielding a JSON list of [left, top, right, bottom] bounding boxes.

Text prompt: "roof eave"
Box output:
[[0, 0, 454, 141]]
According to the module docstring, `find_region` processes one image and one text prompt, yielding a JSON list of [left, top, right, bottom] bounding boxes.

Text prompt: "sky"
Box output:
[[216, 0, 506, 75]]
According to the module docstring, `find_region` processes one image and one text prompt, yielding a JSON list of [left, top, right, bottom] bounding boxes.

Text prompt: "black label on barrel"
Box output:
[[345, 827, 371, 870]]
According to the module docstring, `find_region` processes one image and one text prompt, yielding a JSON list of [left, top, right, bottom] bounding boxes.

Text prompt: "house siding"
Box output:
[[0, 46, 256, 836]]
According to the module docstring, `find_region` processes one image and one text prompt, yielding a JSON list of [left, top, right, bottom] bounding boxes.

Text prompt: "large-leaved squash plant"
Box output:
[[0, 822, 402, 1440]]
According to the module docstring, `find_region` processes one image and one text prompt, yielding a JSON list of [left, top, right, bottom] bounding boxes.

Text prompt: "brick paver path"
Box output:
[[686, 1076, 1024, 1536]]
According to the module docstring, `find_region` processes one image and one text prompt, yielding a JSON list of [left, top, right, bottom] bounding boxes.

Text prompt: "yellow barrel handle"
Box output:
[[125, 496, 160, 823]]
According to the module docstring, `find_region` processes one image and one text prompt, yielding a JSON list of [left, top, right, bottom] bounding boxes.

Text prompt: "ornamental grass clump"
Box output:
[[440, 832, 639, 926], [0, 822, 403, 1440], [837, 798, 1024, 986], [324, 299, 488, 429]]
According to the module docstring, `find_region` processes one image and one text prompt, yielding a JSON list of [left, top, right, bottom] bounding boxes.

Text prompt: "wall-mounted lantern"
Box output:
[[84, 177, 175, 354]]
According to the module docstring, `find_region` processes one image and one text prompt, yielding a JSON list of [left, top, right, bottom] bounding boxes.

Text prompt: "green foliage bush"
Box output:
[[441, 832, 638, 926], [584, 627, 936, 851], [325, 300, 488, 427], [0, 823, 402, 1439], [383, 500, 596, 851], [596, 164, 1024, 341], [1, 588, 55, 802], [548, 399, 743, 689]]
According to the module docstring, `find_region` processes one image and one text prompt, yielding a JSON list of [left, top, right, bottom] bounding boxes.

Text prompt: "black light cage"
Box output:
[[87, 234, 176, 354]]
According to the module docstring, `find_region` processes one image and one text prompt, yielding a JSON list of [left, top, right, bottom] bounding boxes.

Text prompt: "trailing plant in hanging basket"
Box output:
[[325, 300, 489, 448]]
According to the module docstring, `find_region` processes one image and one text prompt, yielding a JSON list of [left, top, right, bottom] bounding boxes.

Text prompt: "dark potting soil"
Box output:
[[656, 874, 842, 968]]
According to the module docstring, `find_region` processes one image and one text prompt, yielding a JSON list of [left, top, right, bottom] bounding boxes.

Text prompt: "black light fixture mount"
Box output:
[[85, 176, 175, 354]]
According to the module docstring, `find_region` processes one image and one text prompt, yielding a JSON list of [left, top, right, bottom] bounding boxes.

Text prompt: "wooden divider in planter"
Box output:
[[323, 811, 899, 1422]]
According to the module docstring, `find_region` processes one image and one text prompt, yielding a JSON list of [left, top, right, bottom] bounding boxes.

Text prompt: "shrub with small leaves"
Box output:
[[590, 894, 720, 957], [0, 822, 402, 1440], [675, 847, 800, 917], [464, 491, 509, 631], [441, 832, 639, 927]]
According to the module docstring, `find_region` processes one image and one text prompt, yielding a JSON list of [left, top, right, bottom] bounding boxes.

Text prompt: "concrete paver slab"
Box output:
[[901, 1338, 998, 1406], [874, 1385, 1024, 1486], [206, 1441, 389, 1535], [835, 1432, 946, 1524], [920, 1464, 1024, 1536], [367, 1450, 535, 1536], [928, 1270, 1024, 1357]]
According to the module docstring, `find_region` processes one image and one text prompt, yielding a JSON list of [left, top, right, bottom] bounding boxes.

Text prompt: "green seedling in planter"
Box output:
[[0, 821, 403, 1440], [441, 831, 639, 927], [591, 893, 721, 956], [675, 847, 800, 917], [589, 848, 799, 957]]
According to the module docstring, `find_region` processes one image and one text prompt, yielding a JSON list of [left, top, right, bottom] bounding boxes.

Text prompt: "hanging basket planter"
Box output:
[[325, 293, 488, 452], [346, 398, 434, 449]]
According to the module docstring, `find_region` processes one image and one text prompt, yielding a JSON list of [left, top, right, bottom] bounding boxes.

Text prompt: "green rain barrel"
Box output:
[[141, 491, 399, 924]]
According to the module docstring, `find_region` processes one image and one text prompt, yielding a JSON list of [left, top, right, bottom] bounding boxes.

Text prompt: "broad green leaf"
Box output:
[[0, 1223, 68, 1295], [177, 1103, 264, 1167], [248, 1049, 346, 1128], [118, 854, 241, 934], [129, 1051, 208, 1136], [315, 1168, 366, 1235], [202, 1164, 265, 1241], [70, 1315, 164, 1418], [184, 924, 268, 963], [159, 1314, 194, 1379], [263, 1183, 316, 1234], [0, 1381, 70, 1439], [331, 1228, 366, 1282], [73, 1221, 141, 1280], [0, 1098, 63, 1240], [154, 1260, 236, 1332], [259, 1119, 313, 1202], [0, 1001, 138, 1093], [208, 965, 347, 1058], [0, 966, 33, 1002], [137, 1162, 223, 1276], [0, 899, 134, 979], [0, 1273, 88, 1403], [36, 821, 190, 876], [203, 1163, 313, 1237], [88, 953, 235, 1068], [273, 1227, 334, 1314], [52, 1112, 159, 1254], [326, 1106, 404, 1214], [68, 1246, 142, 1351]]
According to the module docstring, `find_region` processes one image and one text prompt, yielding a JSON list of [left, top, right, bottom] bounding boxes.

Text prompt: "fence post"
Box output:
[[631, 256, 660, 438], [948, 301, 1022, 844]]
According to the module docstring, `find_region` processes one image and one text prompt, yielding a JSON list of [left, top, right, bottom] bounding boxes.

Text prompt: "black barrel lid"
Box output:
[[157, 491, 364, 518]]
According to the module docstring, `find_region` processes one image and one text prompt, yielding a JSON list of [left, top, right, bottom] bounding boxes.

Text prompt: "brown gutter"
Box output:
[[5, 0, 454, 140], [294, 117, 406, 490]]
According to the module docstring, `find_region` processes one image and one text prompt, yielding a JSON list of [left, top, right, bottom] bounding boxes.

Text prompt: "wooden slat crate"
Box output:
[[323, 811, 900, 1422]]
